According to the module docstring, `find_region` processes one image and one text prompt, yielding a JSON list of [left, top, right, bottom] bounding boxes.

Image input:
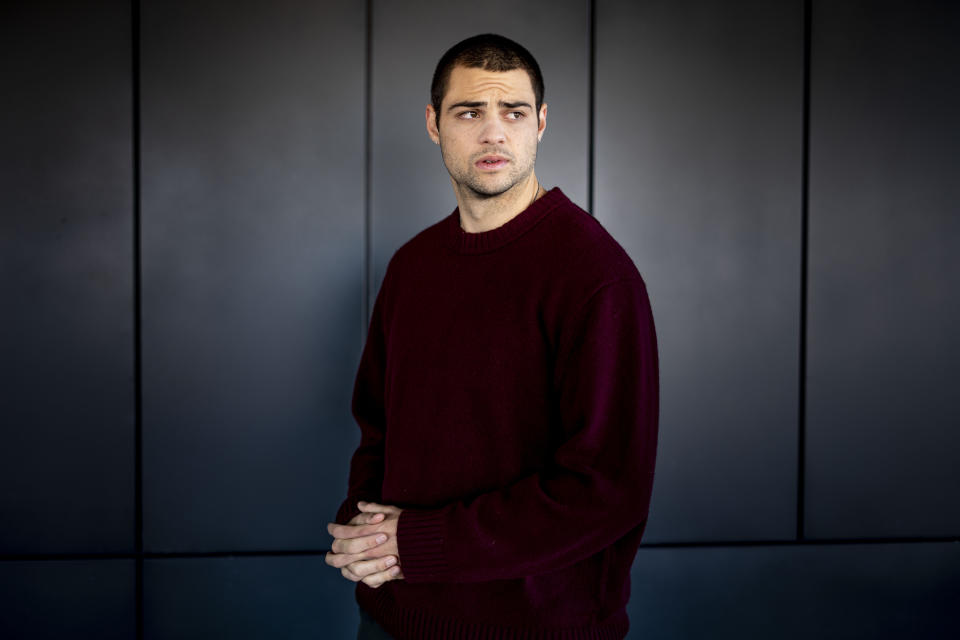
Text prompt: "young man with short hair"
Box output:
[[326, 33, 659, 639]]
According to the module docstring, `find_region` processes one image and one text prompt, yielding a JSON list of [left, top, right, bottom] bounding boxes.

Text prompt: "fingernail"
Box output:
[[390, 567, 401, 577], [376, 534, 387, 544], [384, 556, 396, 567]]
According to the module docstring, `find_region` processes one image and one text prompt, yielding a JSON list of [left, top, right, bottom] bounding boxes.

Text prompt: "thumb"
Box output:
[[358, 501, 396, 513], [347, 511, 384, 526]]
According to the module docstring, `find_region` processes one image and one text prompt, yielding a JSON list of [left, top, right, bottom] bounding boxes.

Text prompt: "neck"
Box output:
[[455, 173, 543, 233]]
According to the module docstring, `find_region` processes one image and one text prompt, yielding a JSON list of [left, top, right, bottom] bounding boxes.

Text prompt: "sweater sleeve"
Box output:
[[334, 269, 392, 526], [396, 276, 659, 582]]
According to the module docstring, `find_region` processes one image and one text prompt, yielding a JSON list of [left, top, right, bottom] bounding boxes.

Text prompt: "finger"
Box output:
[[326, 546, 392, 569], [346, 555, 397, 579], [341, 564, 362, 583], [361, 564, 403, 589], [326, 550, 360, 569], [331, 531, 389, 555], [326, 550, 361, 569], [326, 550, 366, 569], [327, 521, 380, 539]]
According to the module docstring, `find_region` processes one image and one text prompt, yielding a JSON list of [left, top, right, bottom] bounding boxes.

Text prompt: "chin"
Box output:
[[467, 175, 522, 198], [471, 185, 514, 199]]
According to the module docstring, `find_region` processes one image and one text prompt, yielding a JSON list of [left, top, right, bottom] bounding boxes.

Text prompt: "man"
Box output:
[[325, 33, 658, 640]]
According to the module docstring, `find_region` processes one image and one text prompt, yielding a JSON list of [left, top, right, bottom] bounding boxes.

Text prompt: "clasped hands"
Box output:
[[325, 501, 405, 589]]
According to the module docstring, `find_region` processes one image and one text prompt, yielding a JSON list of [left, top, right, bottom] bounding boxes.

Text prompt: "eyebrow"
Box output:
[[446, 100, 533, 112]]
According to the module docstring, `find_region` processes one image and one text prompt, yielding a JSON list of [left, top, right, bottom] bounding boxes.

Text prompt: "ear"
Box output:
[[537, 102, 547, 142], [426, 104, 440, 144]]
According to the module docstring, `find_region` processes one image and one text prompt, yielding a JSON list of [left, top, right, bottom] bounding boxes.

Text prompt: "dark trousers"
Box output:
[[356, 606, 395, 640]]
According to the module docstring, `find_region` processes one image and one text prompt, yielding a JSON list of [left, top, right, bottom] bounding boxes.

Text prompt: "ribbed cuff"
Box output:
[[397, 507, 449, 582]]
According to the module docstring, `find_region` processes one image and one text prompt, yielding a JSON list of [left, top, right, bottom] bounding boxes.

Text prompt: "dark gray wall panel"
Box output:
[[144, 555, 355, 639], [141, 1, 365, 551], [370, 0, 590, 297], [806, 1, 960, 538], [0, 560, 135, 640], [596, 0, 802, 542], [626, 542, 959, 639], [0, 1, 134, 553]]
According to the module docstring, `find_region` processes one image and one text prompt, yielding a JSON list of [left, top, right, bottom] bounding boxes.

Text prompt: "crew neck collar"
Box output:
[[443, 187, 566, 254]]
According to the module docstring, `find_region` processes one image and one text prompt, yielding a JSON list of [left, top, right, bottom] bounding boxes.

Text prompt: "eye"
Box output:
[[506, 111, 526, 120], [458, 110, 479, 119]]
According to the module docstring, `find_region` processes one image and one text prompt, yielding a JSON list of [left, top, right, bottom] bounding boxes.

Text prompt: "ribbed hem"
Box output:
[[396, 508, 449, 581], [443, 187, 567, 254], [357, 584, 629, 640]]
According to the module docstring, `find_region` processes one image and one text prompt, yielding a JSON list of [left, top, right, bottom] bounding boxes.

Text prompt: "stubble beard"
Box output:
[[440, 141, 538, 199]]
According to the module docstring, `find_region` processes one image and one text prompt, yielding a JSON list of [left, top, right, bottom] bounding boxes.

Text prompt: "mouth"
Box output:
[[475, 155, 509, 171]]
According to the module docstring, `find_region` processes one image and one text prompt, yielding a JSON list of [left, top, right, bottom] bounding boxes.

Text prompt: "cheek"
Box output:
[[442, 135, 471, 159]]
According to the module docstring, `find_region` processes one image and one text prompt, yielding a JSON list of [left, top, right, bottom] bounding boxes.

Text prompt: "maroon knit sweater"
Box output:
[[335, 187, 659, 639]]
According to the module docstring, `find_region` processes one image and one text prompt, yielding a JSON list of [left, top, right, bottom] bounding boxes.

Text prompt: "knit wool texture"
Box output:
[[335, 187, 659, 639]]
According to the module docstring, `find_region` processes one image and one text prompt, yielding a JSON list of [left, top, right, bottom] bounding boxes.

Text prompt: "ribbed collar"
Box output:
[[442, 187, 567, 254]]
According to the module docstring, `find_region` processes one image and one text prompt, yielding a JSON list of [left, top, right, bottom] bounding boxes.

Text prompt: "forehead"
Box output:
[[443, 66, 535, 105]]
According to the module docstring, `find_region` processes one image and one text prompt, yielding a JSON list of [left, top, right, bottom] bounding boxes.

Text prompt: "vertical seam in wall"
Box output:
[[363, 0, 373, 334], [588, 0, 596, 217], [797, 0, 812, 542], [131, 0, 144, 636]]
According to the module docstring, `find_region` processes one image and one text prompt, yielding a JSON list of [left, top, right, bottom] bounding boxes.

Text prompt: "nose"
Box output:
[[478, 115, 506, 145]]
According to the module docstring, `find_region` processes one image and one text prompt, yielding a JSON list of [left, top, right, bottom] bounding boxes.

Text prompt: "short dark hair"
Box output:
[[430, 33, 544, 128]]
